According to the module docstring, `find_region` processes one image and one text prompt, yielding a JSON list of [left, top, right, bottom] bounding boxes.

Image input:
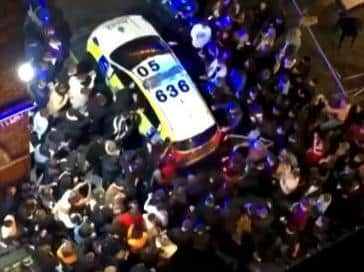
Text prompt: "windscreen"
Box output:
[[110, 35, 169, 70]]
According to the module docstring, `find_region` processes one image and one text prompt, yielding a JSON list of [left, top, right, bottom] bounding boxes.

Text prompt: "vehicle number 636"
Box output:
[[155, 80, 190, 102]]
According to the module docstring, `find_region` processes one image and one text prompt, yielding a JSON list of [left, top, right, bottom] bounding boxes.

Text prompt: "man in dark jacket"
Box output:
[[168, 219, 193, 248], [336, 11, 361, 48]]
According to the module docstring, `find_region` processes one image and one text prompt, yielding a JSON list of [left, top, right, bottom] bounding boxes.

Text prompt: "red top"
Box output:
[[289, 203, 309, 232], [117, 212, 143, 229], [160, 161, 177, 183], [306, 133, 325, 165], [348, 124, 364, 142]]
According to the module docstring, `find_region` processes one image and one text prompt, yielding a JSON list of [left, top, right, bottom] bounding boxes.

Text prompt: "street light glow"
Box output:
[[17, 62, 35, 82]]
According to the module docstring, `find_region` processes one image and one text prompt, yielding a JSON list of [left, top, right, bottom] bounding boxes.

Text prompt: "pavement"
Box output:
[[285, 0, 364, 103]]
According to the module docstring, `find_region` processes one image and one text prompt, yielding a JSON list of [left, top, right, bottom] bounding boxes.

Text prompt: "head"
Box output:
[[1, 215, 17, 239], [181, 219, 193, 232], [105, 140, 120, 156], [56, 82, 69, 96], [259, 1, 267, 11], [60, 241, 76, 258], [79, 220, 94, 237], [204, 193, 215, 207], [255, 205, 268, 219], [261, 69, 271, 81], [104, 266, 118, 272], [68, 191, 83, 206], [67, 63, 78, 77], [95, 92, 107, 106]]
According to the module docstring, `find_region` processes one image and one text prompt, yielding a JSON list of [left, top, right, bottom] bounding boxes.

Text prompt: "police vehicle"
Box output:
[[87, 15, 221, 166]]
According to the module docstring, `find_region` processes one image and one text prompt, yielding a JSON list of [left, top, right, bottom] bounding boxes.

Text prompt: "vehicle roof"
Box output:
[[89, 15, 160, 56]]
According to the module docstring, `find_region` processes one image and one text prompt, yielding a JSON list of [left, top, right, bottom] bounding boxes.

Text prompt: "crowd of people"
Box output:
[[1, 0, 364, 271]]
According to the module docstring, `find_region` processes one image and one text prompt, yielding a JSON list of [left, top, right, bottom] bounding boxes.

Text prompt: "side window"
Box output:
[[111, 64, 133, 86], [137, 93, 160, 129]]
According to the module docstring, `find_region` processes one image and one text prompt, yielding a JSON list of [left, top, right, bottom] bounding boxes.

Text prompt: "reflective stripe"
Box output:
[[86, 40, 103, 60], [109, 73, 124, 90], [87, 39, 172, 140], [136, 109, 153, 136]]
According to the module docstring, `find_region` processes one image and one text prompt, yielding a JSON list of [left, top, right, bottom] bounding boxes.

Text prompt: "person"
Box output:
[[192, 223, 211, 252], [31, 80, 50, 109], [250, 205, 275, 262], [305, 131, 327, 166], [1, 215, 19, 241], [87, 91, 111, 134], [256, 23, 276, 53], [282, 27, 302, 56], [155, 231, 178, 260], [336, 11, 361, 48], [168, 219, 193, 248], [57, 108, 90, 147], [211, 0, 240, 18], [127, 224, 148, 253], [46, 81, 69, 117], [52, 183, 90, 228], [32, 109, 49, 140], [319, 96, 352, 131], [211, 100, 242, 133], [68, 71, 96, 111], [56, 240, 78, 266], [190, 20, 212, 53], [144, 193, 168, 228], [200, 51, 228, 88]]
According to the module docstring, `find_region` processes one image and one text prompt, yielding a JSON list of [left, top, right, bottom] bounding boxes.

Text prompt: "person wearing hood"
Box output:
[[1, 215, 18, 241], [58, 108, 90, 145], [168, 219, 193, 248], [100, 140, 121, 184], [32, 109, 49, 141], [56, 240, 78, 266], [0, 186, 18, 221], [192, 223, 211, 252], [250, 204, 275, 263], [33, 142, 52, 172], [197, 193, 222, 231], [73, 216, 96, 244]]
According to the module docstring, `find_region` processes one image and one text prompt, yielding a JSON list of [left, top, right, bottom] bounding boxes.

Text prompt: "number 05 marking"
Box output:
[[136, 60, 160, 77]]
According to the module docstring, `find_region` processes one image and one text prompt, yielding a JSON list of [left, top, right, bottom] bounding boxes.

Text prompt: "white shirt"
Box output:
[[144, 193, 168, 227], [52, 190, 74, 229], [34, 144, 49, 164], [190, 23, 212, 49], [68, 76, 89, 111], [33, 111, 49, 140]]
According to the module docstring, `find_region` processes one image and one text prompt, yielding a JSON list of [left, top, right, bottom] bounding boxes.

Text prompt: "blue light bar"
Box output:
[[0, 100, 36, 124]]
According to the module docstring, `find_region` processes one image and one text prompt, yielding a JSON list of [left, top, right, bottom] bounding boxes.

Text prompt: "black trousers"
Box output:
[[338, 31, 358, 48]]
